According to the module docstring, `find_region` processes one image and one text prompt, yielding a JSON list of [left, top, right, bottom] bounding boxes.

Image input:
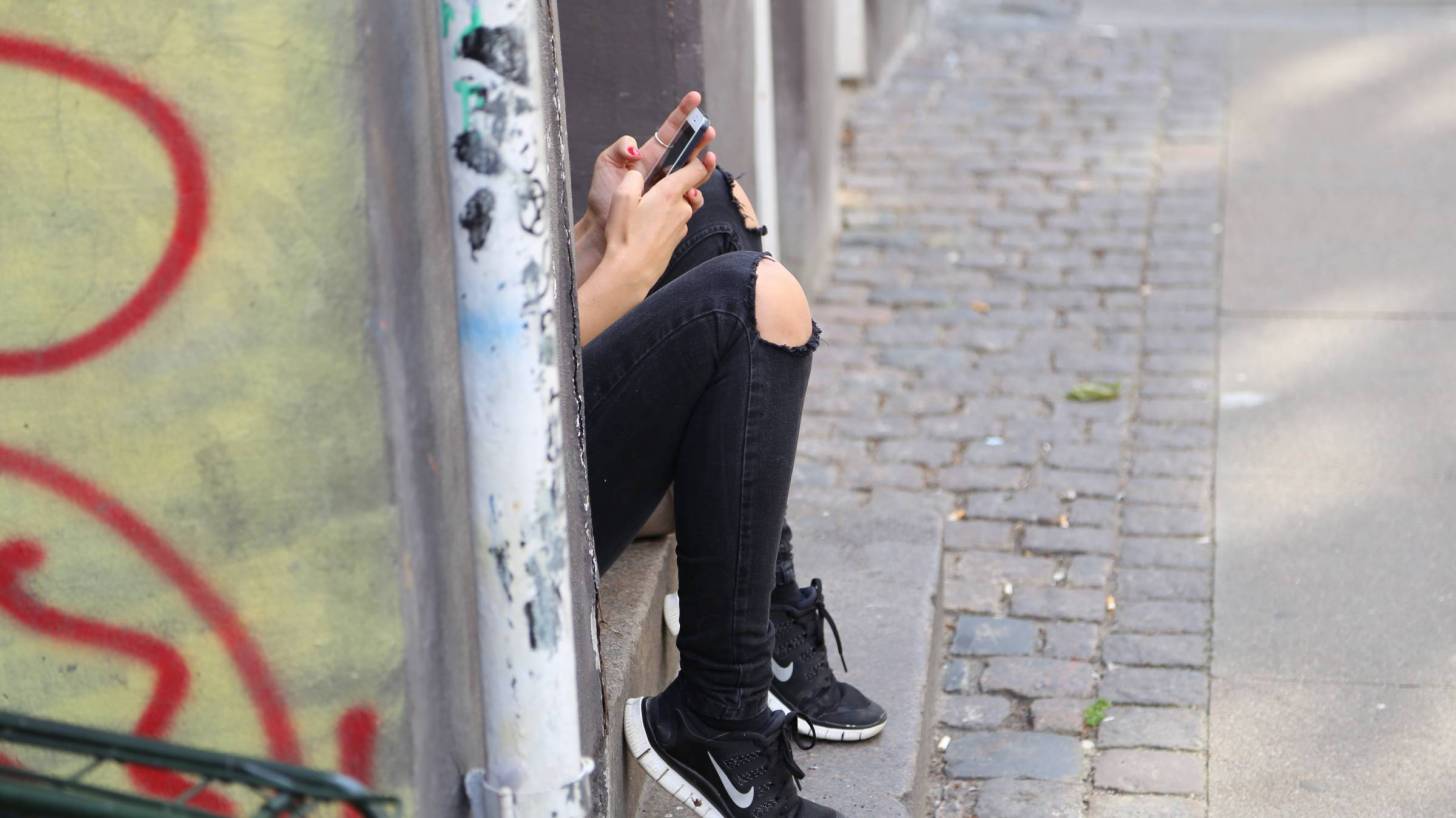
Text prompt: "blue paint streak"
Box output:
[[458, 302, 527, 350]]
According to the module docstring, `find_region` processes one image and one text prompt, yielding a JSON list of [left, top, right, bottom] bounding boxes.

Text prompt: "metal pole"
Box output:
[[436, 1, 592, 816]]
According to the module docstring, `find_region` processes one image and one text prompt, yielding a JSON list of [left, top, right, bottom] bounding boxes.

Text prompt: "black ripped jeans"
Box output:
[[585, 168, 817, 720]]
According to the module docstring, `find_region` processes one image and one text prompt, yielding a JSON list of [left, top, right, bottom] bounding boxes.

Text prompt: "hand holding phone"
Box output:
[[645, 107, 711, 191]]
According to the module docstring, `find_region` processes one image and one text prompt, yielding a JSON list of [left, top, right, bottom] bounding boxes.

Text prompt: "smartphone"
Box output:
[[644, 107, 710, 190]]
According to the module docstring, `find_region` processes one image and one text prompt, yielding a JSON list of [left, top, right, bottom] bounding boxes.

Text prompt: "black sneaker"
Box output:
[[767, 579, 888, 742], [625, 694, 843, 818]]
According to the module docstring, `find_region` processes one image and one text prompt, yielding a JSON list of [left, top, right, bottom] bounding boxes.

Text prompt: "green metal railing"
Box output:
[[0, 711, 399, 818]]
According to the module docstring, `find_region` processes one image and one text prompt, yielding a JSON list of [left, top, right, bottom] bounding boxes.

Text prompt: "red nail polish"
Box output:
[[626, 146, 639, 158]]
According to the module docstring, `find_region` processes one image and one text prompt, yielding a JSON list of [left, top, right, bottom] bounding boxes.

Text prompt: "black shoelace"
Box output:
[[750, 713, 817, 817], [783, 578, 849, 705]]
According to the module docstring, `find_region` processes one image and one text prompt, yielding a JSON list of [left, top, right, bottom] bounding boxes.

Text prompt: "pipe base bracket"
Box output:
[[464, 759, 595, 818]]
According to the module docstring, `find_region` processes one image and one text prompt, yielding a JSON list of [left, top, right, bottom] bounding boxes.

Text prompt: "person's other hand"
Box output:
[[585, 91, 717, 231], [601, 149, 718, 290]]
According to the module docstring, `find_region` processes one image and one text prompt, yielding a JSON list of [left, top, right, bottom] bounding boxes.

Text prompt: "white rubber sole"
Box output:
[[767, 690, 887, 742], [625, 697, 726, 818], [664, 592, 681, 637]]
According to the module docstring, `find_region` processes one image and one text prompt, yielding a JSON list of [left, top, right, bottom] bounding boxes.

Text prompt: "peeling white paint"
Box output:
[[440, 0, 590, 814]]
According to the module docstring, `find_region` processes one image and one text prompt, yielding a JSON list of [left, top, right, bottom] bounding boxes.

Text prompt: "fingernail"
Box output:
[[626, 146, 639, 158]]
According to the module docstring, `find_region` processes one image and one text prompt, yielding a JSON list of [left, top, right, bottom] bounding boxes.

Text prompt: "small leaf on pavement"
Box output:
[[1066, 380, 1120, 402]]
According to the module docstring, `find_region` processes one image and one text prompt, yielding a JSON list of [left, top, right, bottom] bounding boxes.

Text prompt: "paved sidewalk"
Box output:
[[800, 1, 1225, 815]]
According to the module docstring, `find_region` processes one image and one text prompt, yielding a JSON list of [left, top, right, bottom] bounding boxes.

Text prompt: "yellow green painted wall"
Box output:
[[0, 1, 408, 811]]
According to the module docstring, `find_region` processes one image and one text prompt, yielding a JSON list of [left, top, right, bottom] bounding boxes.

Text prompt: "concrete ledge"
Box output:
[[598, 536, 679, 818], [636, 505, 945, 817]]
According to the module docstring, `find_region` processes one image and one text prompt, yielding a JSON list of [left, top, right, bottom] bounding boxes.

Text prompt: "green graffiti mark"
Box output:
[[468, 0, 483, 35], [441, 2, 454, 39], [452, 78, 485, 128]]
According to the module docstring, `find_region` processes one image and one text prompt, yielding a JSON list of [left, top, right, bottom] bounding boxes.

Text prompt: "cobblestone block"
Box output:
[[982, 658, 1099, 699], [1047, 443, 1122, 472], [1123, 506, 1210, 537], [1145, 354, 1214, 376], [949, 551, 1060, 585], [939, 693, 1014, 729], [965, 489, 1064, 524], [878, 437, 959, 466], [1140, 376, 1214, 400], [1038, 468, 1123, 499], [844, 462, 926, 491], [1066, 555, 1114, 588], [921, 414, 1002, 441], [963, 438, 1044, 467], [974, 778, 1087, 818], [1071, 498, 1119, 528], [1138, 401, 1212, 428], [1025, 691, 1094, 738], [953, 615, 1038, 656], [792, 460, 839, 488], [1044, 622, 1100, 661], [940, 465, 1029, 492], [1012, 587, 1108, 622], [1117, 568, 1211, 601], [1123, 477, 1208, 508], [1099, 707, 1206, 751], [1094, 750, 1205, 795], [1024, 526, 1117, 556], [1120, 537, 1212, 569], [943, 657, 985, 694], [944, 731, 1089, 782], [1101, 668, 1207, 707], [1088, 793, 1205, 818], [882, 390, 961, 416], [944, 520, 1019, 551], [1102, 634, 1207, 668], [1116, 601, 1211, 634], [1131, 448, 1214, 480], [1134, 424, 1215, 451], [833, 414, 919, 440]]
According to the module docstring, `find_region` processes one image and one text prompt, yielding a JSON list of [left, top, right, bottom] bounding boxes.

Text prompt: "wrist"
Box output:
[[574, 210, 599, 239]]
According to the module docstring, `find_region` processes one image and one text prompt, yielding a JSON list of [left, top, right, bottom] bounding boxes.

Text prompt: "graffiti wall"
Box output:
[[0, 1, 408, 812]]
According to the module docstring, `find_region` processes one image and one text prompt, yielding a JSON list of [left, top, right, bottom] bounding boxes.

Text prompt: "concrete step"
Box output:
[[632, 505, 946, 817], [597, 537, 679, 818]]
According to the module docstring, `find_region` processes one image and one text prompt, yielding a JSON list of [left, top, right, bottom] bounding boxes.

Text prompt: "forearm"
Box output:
[[573, 212, 607, 289], [577, 255, 653, 346]]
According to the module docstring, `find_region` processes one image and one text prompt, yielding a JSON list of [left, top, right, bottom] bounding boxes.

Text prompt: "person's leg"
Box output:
[[647, 168, 806, 602], [586, 251, 841, 816], [585, 250, 816, 718], [656, 173, 888, 743]]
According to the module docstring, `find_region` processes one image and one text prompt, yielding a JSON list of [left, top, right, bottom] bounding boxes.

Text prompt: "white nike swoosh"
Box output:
[[771, 657, 794, 683], [708, 751, 754, 809]]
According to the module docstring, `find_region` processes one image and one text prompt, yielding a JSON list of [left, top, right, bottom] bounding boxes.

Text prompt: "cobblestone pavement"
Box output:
[[792, 2, 1228, 815]]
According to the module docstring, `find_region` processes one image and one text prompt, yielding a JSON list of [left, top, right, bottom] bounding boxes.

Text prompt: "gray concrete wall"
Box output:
[[700, 3, 760, 181], [865, 0, 925, 82], [361, 6, 482, 815], [773, 0, 842, 294], [558, 3, 705, 218]]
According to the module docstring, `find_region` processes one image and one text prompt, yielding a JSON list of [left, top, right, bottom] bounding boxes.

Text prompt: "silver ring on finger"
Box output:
[[653, 129, 670, 149]]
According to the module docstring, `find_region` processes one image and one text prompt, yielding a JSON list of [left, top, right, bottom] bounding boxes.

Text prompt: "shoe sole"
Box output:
[[625, 697, 728, 818], [766, 690, 887, 742]]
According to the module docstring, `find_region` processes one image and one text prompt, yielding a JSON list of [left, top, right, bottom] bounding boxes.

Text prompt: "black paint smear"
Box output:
[[453, 130, 501, 176], [524, 600, 538, 649], [460, 188, 495, 258], [460, 25, 528, 86], [517, 177, 545, 236]]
